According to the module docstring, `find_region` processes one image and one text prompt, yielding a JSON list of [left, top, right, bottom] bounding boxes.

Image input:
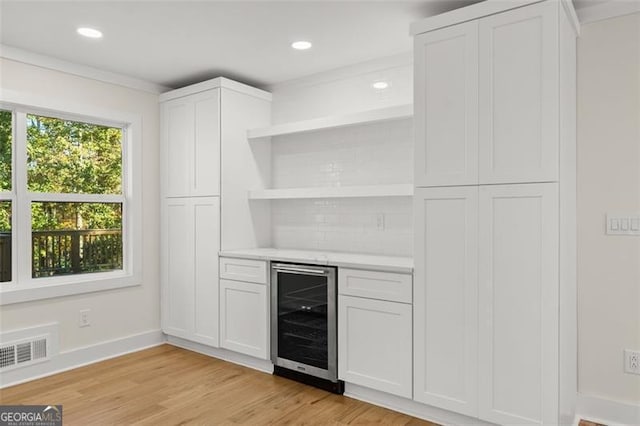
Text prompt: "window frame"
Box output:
[[0, 90, 142, 305], [0, 110, 16, 287]]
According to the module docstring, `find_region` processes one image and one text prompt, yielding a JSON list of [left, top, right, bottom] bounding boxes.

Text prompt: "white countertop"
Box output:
[[219, 248, 413, 274]]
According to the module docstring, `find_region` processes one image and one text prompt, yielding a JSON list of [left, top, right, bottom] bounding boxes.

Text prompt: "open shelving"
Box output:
[[247, 104, 413, 140], [248, 184, 413, 200]]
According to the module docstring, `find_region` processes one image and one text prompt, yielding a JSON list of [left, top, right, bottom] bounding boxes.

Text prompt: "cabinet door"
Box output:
[[161, 89, 220, 197], [193, 197, 220, 346], [479, 1, 559, 184], [414, 20, 478, 187], [220, 279, 269, 359], [478, 183, 558, 425], [338, 295, 412, 398], [162, 198, 194, 338], [192, 89, 220, 197], [413, 187, 478, 416], [162, 98, 193, 197]]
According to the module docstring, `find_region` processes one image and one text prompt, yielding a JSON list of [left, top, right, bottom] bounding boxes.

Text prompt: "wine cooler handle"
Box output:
[[273, 266, 328, 275]]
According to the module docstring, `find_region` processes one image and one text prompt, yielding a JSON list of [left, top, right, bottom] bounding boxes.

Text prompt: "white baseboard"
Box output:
[[576, 393, 640, 426], [166, 335, 274, 374], [0, 329, 165, 388], [344, 383, 492, 426]]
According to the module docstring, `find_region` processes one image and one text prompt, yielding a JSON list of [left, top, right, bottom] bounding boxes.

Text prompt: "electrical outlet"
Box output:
[[79, 309, 91, 328], [376, 213, 385, 230], [624, 349, 640, 375]]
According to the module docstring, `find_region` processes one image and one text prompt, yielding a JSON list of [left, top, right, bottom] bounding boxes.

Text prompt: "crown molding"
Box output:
[[0, 44, 169, 94], [577, 0, 640, 25]]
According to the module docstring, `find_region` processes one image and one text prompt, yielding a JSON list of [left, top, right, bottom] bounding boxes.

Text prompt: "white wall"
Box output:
[[0, 59, 161, 352], [577, 11, 640, 409], [269, 53, 412, 124]]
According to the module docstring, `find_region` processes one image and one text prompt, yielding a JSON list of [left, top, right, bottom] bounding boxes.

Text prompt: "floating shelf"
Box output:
[[247, 104, 413, 140], [248, 184, 413, 200]]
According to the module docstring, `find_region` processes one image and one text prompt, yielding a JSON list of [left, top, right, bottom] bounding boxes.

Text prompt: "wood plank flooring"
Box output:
[[0, 344, 434, 425]]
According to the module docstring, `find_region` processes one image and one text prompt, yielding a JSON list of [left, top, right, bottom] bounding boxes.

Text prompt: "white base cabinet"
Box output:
[[478, 183, 559, 425], [414, 183, 560, 424], [162, 197, 220, 347], [413, 186, 478, 417], [339, 295, 412, 398], [219, 278, 269, 360], [338, 268, 413, 398]]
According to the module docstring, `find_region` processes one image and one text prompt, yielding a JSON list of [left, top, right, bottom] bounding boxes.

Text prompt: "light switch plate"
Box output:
[[607, 214, 640, 236]]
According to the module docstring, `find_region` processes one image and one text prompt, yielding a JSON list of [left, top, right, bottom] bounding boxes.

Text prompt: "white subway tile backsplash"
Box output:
[[268, 117, 413, 257], [271, 118, 413, 189], [271, 197, 413, 257]]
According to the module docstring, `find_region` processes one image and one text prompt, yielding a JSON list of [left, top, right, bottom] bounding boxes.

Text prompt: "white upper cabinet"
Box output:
[[414, 21, 478, 187], [413, 186, 478, 417], [478, 183, 558, 425], [479, 1, 559, 184], [415, 1, 561, 187], [161, 88, 221, 197]]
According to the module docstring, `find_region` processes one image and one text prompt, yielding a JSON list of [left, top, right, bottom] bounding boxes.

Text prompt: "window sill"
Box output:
[[0, 271, 141, 305]]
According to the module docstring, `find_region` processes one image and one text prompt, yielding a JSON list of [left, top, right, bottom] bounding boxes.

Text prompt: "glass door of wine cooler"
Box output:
[[271, 263, 337, 381]]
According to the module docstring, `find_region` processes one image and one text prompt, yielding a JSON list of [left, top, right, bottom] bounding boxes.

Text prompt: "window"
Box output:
[[0, 98, 141, 304], [27, 115, 123, 278]]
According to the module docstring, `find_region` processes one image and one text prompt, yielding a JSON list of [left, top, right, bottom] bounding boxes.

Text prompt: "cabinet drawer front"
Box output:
[[219, 257, 268, 284], [338, 268, 412, 303]]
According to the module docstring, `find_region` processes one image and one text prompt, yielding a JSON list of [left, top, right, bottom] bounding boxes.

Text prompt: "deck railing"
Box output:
[[32, 229, 122, 277], [0, 230, 122, 281], [0, 232, 10, 282]]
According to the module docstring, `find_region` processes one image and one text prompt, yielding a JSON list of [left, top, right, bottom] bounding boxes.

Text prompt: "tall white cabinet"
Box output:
[[160, 78, 271, 350], [412, 1, 578, 425]]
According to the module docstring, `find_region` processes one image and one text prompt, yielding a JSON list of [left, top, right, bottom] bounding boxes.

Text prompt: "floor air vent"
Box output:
[[0, 335, 49, 371]]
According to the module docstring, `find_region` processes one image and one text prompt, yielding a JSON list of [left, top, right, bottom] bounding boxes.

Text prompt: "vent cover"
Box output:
[[0, 345, 16, 368], [0, 335, 49, 371]]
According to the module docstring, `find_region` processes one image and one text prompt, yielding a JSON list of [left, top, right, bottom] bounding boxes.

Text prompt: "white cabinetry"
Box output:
[[478, 2, 559, 184], [219, 278, 269, 360], [414, 1, 563, 187], [414, 21, 478, 187], [414, 184, 559, 422], [413, 187, 478, 416], [160, 78, 272, 351], [412, 1, 577, 424], [162, 197, 220, 347], [338, 269, 412, 398], [161, 89, 220, 197], [478, 183, 559, 425]]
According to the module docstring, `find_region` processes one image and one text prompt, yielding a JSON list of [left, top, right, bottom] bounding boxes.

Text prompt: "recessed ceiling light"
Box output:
[[77, 27, 103, 39], [372, 81, 389, 90], [291, 41, 312, 50]]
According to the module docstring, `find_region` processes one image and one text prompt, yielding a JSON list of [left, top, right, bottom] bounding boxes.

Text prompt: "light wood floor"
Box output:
[[0, 344, 434, 425]]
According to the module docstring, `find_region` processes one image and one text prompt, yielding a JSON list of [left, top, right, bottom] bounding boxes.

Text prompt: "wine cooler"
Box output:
[[270, 262, 343, 393]]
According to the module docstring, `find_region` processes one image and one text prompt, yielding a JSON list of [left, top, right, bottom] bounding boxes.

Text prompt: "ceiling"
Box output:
[[0, 1, 599, 90]]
